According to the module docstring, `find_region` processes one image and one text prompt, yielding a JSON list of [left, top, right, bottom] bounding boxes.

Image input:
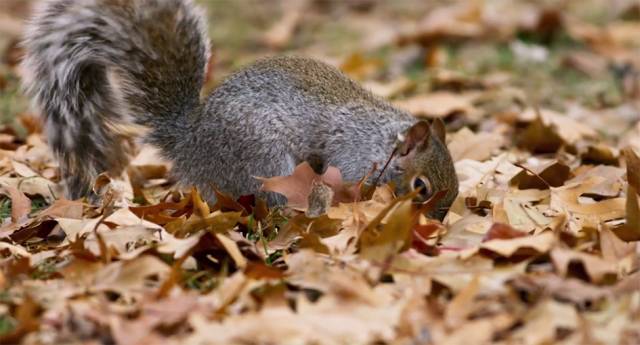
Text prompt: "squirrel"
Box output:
[[21, 0, 458, 220]]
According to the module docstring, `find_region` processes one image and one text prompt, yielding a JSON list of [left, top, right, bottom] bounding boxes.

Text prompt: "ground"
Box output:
[[0, 0, 639, 344]]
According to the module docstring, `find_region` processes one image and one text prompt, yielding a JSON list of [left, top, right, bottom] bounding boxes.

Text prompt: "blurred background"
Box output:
[[0, 0, 638, 135]]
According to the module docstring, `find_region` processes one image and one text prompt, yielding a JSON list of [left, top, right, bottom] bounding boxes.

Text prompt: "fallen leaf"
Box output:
[[518, 108, 598, 147], [600, 225, 636, 263], [363, 77, 415, 98], [37, 198, 84, 219], [215, 233, 247, 269], [510, 160, 571, 189], [479, 231, 556, 258], [448, 127, 504, 162], [359, 199, 414, 263], [511, 299, 579, 345], [111, 294, 198, 345], [550, 248, 618, 283], [258, 162, 359, 210], [93, 255, 170, 297], [11, 160, 38, 178], [0, 295, 39, 344], [623, 147, 640, 193], [0, 185, 31, 223], [262, 0, 307, 49], [445, 276, 480, 328], [340, 53, 383, 80], [483, 223, 528, 241], [509, 273, 610, 306], [394, 92, 477, 118]]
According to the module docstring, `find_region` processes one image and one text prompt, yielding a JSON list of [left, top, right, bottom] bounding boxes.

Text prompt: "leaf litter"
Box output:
[[1, 0, 640, 344]]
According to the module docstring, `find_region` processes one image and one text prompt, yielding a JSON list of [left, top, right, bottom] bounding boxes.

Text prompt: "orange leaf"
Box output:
[[258, 162, 358, 210], [483, 223, 528, 241]]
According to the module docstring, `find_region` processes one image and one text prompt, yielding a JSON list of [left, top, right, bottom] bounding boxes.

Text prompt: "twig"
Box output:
[[514, 162, 552, 189]]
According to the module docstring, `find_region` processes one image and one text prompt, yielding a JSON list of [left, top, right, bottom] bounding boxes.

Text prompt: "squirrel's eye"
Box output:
[[411, 175, 433, 198]]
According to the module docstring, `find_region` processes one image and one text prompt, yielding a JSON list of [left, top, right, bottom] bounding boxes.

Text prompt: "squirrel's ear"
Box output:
[[431, 118, 446, 142], [399, 121, 431, 155]]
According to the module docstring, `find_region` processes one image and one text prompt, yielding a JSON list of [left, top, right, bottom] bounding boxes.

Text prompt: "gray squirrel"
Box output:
[[21, 0, 458, 219]]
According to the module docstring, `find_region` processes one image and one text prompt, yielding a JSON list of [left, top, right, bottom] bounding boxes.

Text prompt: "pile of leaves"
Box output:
[[1, 0, 640, 344]]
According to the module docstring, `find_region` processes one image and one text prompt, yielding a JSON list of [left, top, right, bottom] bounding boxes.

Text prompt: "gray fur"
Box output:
[[22, 0, 209, 199], [22, 0, 458, 218]]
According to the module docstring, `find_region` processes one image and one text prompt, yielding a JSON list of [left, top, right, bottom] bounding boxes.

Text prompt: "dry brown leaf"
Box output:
[[244, 261, 285, 280], [511, 299, 579, 345], [359, 199, 414, 263], [1, 185, 31, 223], [340, 53, 384, 80], [479, 231, 556, 258], [510, 160, 571, 189], [613, 185, 640, 242], [516, 116, 564, 153], [285, 250, 378, 304], [0, 176, 58, 202], [509, 273, 610, 306], [37, 198, 85, 219], [444, 275, 480, 329], [11, 160, 38, 178], [600, 225, 636, 262], [439, 316, 506, 345], [394, 92, 477, 119], [0, 241, 30, 258], [57, 207, 162, 242], [188, 297, 399, 345], [363, 77, 415, 98], [261, 0, 307, 49], [111, 294, 198, 345], [397, 1, 485, 45], [551, 176, 626, 232], [397, 1, 560, 46], [0, 295, 39, 344], [258, 162, 359, 210], [483, 223, 528, 241], [447, 127, 504, 162], [215, 233, 247, 269], [92, 255, 170, 297], [567, 165, 624, 198], [518, 108, 598, 146], [624, 147, 640, 193], [550, 248, 618, 283]]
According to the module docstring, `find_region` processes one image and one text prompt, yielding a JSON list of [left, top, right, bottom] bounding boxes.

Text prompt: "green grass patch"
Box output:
[[0, 315, 17, 337]]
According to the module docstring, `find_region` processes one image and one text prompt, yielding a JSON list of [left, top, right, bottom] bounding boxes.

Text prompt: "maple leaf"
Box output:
[[257, 162, 360, 210]]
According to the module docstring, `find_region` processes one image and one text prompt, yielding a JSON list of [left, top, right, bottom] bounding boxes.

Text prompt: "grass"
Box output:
[[0, 198, 11, 219], [0, 315, 16, 337], [30, 258, 58, 280], [29, 197, 48, 216], [444, 32, 621, 109], [0, 196, 50, 221], [0, 71, 28, 126], [183, 270, 218, 292]]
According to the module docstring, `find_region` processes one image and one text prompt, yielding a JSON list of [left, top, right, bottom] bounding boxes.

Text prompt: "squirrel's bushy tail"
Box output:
[[21, 0, 210, 199]]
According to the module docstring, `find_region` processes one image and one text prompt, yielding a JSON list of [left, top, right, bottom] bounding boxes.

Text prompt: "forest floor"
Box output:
[[0, 0, 639, 344]]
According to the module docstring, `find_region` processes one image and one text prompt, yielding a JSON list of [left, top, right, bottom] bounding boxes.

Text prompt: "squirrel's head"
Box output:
[[391, 119, 459, 221]]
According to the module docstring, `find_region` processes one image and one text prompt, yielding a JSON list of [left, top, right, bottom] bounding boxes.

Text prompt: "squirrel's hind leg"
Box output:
[[188, 145, 295, 208]]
